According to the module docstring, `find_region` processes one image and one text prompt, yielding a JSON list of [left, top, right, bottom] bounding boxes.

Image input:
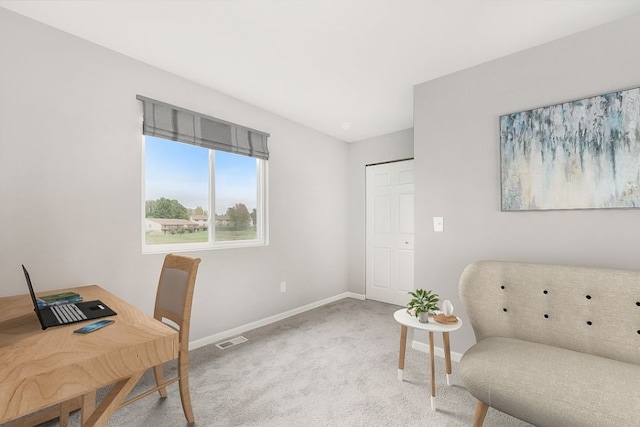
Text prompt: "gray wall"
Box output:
[[347, 129, 414, 294], [414, 14, 640, 353], [0, 9, 349, 343]]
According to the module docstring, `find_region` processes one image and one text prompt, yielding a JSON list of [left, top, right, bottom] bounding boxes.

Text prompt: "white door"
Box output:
[[365, 159, 414, 306]]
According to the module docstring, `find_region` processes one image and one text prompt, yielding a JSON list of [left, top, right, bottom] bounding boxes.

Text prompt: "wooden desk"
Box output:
[[0, 285, 179, 426]]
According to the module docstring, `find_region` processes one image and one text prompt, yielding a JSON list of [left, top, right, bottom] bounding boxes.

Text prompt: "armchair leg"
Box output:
[[473, 400, 489, 427]]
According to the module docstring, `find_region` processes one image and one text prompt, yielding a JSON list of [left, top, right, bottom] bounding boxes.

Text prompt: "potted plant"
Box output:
[[407, 289, 440, 323]]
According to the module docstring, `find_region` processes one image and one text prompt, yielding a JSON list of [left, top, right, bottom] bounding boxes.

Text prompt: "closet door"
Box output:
[[366, 159, 414, 306]]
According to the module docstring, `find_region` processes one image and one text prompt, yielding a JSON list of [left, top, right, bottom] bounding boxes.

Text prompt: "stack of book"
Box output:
[[36, 291, 83, 308]]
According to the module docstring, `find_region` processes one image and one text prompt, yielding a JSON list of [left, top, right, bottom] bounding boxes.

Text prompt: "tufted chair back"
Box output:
[[459, 260, 640, 365]]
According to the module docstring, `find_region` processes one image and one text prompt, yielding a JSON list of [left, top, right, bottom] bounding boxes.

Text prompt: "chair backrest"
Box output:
[[154, 254, 201, 348], [459, 260, 640, 366]]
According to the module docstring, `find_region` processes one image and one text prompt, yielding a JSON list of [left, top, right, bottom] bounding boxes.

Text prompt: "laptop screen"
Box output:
[[21, 265, 48, 329]]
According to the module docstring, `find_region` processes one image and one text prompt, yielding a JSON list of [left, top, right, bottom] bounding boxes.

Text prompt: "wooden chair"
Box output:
[[121, 253, 201, 421], [78, 253, 201, 425]]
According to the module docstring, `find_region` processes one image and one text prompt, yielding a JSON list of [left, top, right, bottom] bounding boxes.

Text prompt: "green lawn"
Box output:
[[145, 229, 256, 245], [215, 229, 257, 241], [145, 231, 208, 245]]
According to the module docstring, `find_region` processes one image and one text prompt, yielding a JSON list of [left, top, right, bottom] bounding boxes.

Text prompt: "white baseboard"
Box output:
[[344, 291, 366, 300], [189, 291, 366, 350], [411, 340, 463, 363]]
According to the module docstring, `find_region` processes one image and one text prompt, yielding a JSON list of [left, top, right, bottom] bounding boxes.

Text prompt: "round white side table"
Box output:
[[393, 308, 463, 411]]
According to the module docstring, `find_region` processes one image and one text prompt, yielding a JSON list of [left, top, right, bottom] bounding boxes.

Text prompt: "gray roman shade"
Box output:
[[137, 95, 270, 160]]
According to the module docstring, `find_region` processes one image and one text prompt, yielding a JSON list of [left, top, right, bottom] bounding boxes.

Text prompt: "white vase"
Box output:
[[418, 312, 429, 323], [442, 300, 454, 316]]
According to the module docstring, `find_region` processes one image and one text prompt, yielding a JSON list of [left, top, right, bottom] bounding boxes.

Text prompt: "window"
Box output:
[[139, 96, 269, 252]]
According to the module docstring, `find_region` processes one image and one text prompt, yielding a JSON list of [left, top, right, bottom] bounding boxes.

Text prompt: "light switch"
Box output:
[[433, 217, 444, 232]]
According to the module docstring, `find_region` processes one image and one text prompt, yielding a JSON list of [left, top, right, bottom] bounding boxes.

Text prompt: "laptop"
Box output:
[[21, 265, 117, 330]]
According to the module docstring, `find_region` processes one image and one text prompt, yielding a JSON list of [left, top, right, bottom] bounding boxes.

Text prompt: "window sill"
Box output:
[[143, 240, 268, 254]]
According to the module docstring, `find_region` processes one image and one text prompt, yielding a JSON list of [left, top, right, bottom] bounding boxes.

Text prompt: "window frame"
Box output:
[[141, 136, 269, 254]]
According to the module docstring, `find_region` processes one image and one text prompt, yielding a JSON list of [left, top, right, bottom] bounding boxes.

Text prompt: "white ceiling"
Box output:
[[2, 1, 640, 142]]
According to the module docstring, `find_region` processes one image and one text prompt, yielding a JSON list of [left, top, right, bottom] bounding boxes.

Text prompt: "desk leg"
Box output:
[[83, 371, 143, 427], [82, 390, 97, 425], [429, 331, 436, 410], [443, 332, 452, 386], [398, 325, 408, 381]]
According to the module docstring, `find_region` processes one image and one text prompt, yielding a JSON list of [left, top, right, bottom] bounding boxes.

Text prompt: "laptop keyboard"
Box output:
[[51, 304, 87, 324]]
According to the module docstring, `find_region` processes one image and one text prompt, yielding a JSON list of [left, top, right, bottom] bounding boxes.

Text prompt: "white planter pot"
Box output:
[[418, 312, 429, 323]]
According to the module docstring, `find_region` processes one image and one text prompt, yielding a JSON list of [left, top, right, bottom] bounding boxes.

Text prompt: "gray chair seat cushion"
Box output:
[[460, 337, 640, 427]]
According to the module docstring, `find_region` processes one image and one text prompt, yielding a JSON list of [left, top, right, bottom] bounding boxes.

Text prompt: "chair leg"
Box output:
[[178, 351, 194, 423], [473, 400, 489, 427], [153, 364, 168, 398]]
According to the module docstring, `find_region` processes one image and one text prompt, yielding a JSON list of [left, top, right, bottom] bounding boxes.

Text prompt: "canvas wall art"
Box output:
[[500, 87, 640, 211]]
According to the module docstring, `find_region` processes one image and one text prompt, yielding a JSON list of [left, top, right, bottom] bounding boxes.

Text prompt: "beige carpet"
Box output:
[[38, 298, 531, 426]]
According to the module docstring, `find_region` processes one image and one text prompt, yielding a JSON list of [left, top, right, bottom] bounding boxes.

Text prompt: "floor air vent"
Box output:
[[216, 335, 248, 350]]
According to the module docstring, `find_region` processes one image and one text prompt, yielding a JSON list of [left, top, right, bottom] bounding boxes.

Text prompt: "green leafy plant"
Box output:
[[407, 289, 440, 317]]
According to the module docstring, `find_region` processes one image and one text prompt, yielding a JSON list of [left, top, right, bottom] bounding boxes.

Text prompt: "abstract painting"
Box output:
[[500, 87, 640, 211]]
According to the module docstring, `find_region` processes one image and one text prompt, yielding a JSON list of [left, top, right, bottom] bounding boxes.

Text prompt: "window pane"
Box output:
[[144, 136, 210, 245], [214, 151, 258, 241]]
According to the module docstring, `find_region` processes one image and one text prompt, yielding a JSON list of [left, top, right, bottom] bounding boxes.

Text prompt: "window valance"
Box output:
[[137, 95, 269, 160]]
